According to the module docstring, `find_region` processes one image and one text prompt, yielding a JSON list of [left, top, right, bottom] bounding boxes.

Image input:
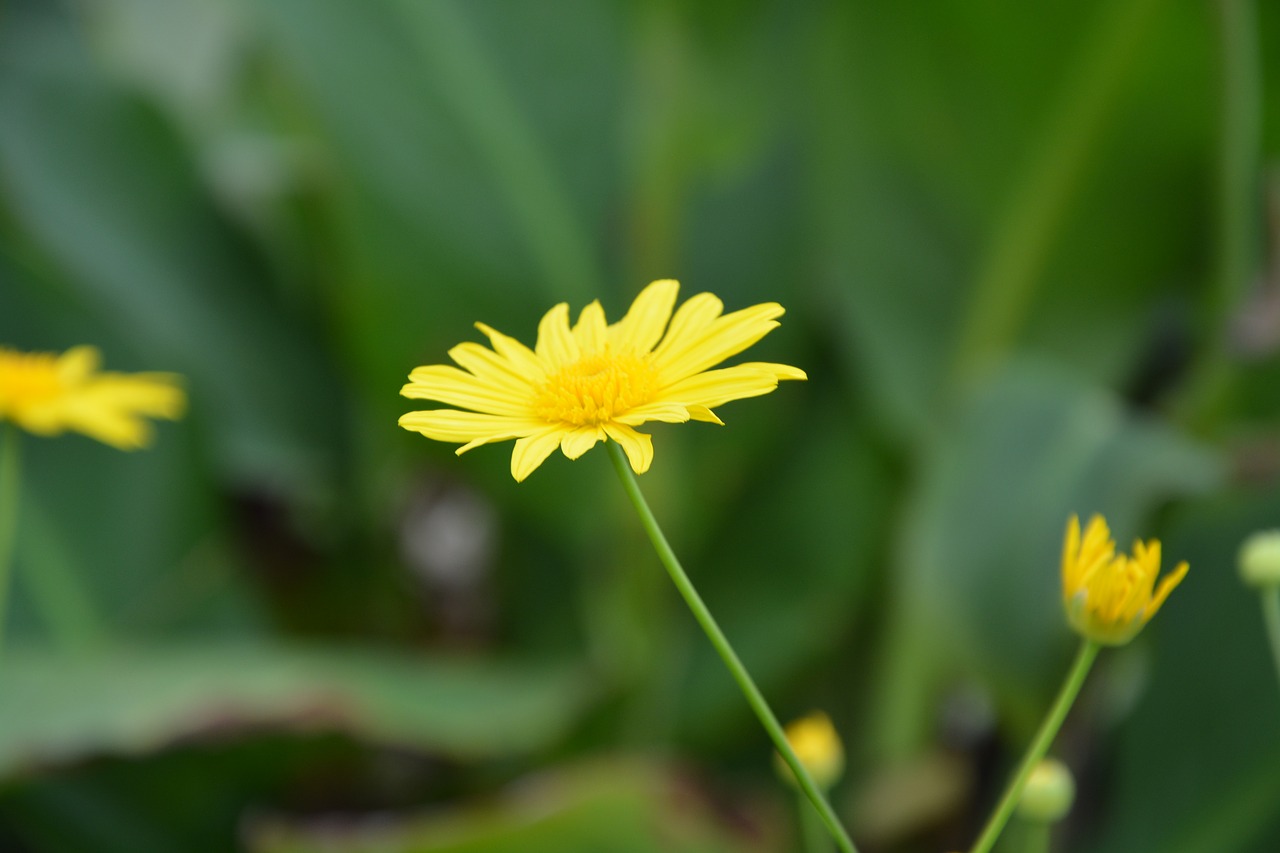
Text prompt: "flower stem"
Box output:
[[1260, 587, 1280, 691], [606, 442, 858, 853], [1022, 822, 1051, 853], [0, 427, 21, 659], [968, 640, 1100, 853]]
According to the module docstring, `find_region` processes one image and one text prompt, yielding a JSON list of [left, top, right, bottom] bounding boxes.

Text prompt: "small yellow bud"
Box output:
[[1017, 758, 1075, 823], [1239, 530, 1280, 588], [775, 711, 844, 789], [1061, 515, 1188, 645]]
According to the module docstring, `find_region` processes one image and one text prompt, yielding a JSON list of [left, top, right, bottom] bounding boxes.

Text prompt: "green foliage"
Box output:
[[1, 0, 1278, 850]]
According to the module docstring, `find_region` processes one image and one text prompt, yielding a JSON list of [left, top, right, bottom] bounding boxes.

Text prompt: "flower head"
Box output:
[[1061, 514, 1188, 645], [399, 279, 805, 481], [776, 711, 844, 789], [0, 346, 185, 449]]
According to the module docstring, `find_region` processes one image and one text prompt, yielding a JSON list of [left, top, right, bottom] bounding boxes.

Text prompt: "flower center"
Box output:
[[533, 351, 657, 426], [0, 350, 64, 411]]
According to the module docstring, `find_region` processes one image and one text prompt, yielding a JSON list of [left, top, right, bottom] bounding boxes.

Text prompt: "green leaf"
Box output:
[[900, 363, 1223, 728], [0, 645, 596, 771], [1092, 493, 1280, 853], [247, 758, 763, 853]]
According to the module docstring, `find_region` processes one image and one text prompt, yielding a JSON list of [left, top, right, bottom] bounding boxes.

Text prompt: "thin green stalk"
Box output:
[[1214, 0, 1262, 323], [1261, 587, 1280, 691], [606, 442, 858, 853], [0, 427, 21, 658], [1181, 0, 1263, 427], [19, 501, 106, 650], [1021, 822, 1051, 853], [968, 640, 1100, 853]]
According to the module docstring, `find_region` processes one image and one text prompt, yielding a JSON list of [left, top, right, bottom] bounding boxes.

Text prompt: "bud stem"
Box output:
[[1261, 587, 1280, 692], [968, 640, 1100, 853], [607, 442, 859, 853]]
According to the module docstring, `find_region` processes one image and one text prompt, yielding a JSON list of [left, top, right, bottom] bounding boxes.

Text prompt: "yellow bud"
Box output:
[[1017, 758, 1075, 823], [1061, 515, 1187, 645], [1239, 530, 1280, 588], [775, 711, 844, 789]]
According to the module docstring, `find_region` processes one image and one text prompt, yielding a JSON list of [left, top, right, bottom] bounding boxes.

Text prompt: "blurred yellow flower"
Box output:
[[0, 346, 185, 450], [1061, 514, 1188, 645], [399, 279, 805, 481], [777, 711, 844, 789]]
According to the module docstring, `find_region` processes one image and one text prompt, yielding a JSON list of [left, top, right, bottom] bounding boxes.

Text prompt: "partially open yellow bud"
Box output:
[[1239, 530, 1280, 588], [775, 711, 844, 789], [1017, 758, 1075, 823], [1061, 514, 1188, 645]]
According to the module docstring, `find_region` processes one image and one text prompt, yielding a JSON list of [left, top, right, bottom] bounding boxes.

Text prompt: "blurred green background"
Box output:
[[1, 0, 1279, 850]]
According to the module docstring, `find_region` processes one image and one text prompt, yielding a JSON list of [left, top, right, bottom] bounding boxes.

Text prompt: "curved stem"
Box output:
[[969, 640, 1100, 853], [0, 427, 21, 660], [1260, 587, 1280, 692], [606, 442, 859, 853]]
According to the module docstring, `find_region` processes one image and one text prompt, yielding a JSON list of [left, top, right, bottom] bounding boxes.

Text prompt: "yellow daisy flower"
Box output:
[[399, 279, 806, 481], [0, 346, 185, 450], [1061, 514, 1188, 645]]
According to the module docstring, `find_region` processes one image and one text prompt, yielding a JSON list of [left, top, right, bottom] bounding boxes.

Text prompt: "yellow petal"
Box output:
[[535, 302, 579, 368], [399, 410, 543, 447], [560, 425, 604, 460], [57, 345, 101, 381], [1145, 561, 1189, 620], [475, 322, 545, 377], [739, 361, 807, 381], [604, 423, 654, 474], [511, 428, 565, 481], [660, 364, 782, 409], [609, 279, 679, 355], [686, 405, 724, 424], [653, 302, 785, 382], [651, 292, 723, 359], [613, 401, 690, 426], [448, 342, 535, 394], [572, 301, 608, 354], [60, 373, 186, 450], [1062, 514, 1082, 589], [402, 364, 530, 415]]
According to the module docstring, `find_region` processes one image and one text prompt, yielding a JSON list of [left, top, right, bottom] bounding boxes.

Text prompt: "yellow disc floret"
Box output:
[[533, 351, 658, 426]]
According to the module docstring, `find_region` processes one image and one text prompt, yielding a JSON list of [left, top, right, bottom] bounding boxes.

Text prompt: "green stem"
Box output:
[[1215, 0, 1262, 323], [19, 501, 106, 650], [1181, 0, 1262, 427], [606, 442, 859, 853], [968, 640, 1100, 853], [1260, 587, 1280, 692], [1022, 822, 1051, 853], [0, 427, 21, 658]]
